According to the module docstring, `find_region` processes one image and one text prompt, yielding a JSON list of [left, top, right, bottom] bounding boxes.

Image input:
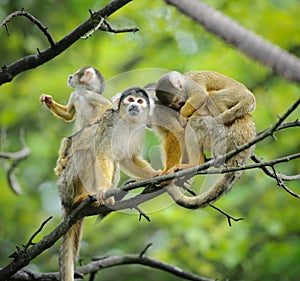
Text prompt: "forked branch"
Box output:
[[0, 0, 134, 85]]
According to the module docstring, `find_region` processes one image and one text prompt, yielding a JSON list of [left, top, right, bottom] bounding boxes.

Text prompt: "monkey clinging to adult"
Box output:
[[154, 70, 256, 208], [57, 87, 158, 281]]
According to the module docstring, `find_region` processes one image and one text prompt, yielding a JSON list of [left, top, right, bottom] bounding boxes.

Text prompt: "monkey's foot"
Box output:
[[164, 164, 194, 174], [73, 192, 96, 206], [98, 189, 115, 206]]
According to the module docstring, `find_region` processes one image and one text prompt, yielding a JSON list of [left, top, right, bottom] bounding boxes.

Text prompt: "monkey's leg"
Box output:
[[160, 131, 183, 175], [54, 137, 72, 176], [95, 155, 115, 205]]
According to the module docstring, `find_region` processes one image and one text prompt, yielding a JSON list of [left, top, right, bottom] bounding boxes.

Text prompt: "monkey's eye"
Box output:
[[137, 99, 144, 104], [127, 97, 135, 103]]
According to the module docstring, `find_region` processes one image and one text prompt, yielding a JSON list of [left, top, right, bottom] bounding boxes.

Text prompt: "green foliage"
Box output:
[[0, 0, 299, 280]]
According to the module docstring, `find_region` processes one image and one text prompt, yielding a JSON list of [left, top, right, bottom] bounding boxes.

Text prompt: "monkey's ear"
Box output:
[[80, 68, 95, 84], [169, 71, 184, 90]]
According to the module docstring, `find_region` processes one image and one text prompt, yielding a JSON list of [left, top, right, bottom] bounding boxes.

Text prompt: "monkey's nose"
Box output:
[[128, 104, 140, 116]]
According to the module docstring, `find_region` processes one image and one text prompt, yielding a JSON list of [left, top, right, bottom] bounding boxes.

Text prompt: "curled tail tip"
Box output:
[[166, 171, 240, 209]]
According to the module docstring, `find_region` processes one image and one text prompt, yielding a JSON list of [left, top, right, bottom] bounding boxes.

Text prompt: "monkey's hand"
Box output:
[[40, 94, 53, 108]]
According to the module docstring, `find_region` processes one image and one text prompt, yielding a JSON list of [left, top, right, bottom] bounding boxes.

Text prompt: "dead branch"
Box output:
[[251, 154, 300, 182], [208, 204, 244, 227], [165, 0, 300, 84], [0, 0, 134, 85], [0, 128, 30, 195], [81, 16, 139, 39], [79, 254, 215, 281], [0, 9, 55, 46], [5, 250, 215, 281]]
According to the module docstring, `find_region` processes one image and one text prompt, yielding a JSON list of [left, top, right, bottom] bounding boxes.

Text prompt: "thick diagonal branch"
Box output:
[[165, 0, 300, 83]]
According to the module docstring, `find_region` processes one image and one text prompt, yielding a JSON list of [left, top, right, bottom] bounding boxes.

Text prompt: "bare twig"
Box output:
[[100, 18, 139, 33], [0, 128, 31, 195], [81, 16, 139, 39], [23, 217, 53, 251], [270, 165, 300, 199], [9, 217, 53, 261], [81, 17, 106, 39], [251, 154, 300, 181], [0, 9, 55, 46], [139, 243, 153, 258], [134, 206, 151, 222], [209, 204, 244, 227]]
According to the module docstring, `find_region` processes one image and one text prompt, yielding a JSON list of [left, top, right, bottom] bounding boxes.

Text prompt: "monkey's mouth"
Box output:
[[128, 105, 140, 116]]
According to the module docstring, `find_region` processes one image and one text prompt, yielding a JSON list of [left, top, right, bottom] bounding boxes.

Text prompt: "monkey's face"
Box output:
[[67, 66, 104, 94], [119, 87, 150, 119], [155, 90, 186, 111], [155, 73, 187, 111], [68, 66, 90, 88]]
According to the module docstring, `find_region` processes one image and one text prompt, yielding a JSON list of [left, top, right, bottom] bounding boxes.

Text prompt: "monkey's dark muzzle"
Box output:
[[128, 105, 140, 116]]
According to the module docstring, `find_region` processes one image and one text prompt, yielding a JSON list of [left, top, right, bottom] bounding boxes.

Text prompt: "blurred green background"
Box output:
[[0, 0, 299, 280]]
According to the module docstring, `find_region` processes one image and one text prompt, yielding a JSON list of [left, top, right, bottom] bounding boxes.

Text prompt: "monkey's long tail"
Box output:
[[59, 218, 84, 281], [166, 171, 241, 209]]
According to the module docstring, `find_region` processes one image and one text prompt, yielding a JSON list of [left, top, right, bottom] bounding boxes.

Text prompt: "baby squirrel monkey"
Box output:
[[155, 70, 256, 208], [58, 87, 157, 281], [40, 66, 112, 131]]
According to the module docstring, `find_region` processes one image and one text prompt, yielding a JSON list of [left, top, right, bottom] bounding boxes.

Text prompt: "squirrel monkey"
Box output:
[[57, 87, 157, 281], [40, 66, 112, 175], [155, 71, 256, 208], [40, 66, 112, 131]]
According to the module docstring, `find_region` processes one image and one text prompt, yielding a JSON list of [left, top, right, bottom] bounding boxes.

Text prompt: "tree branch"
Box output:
[[251, 154, 300, 181], [0, 128, 30, 195], [0, 0, 134, 85], [6, 251, 215, 281], [0, 9, 55, 46], [81, 16, 139, 39], [79, 254, 215, 281], [165, 0, 300, 83]]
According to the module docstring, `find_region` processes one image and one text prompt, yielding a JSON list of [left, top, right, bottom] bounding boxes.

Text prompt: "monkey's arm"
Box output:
[[209, 87, 256, 125], [50, 100, 76, 121], [159, 130, 183, 174], [180, 91, 210, 119], [40, 94, 76, 121]]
